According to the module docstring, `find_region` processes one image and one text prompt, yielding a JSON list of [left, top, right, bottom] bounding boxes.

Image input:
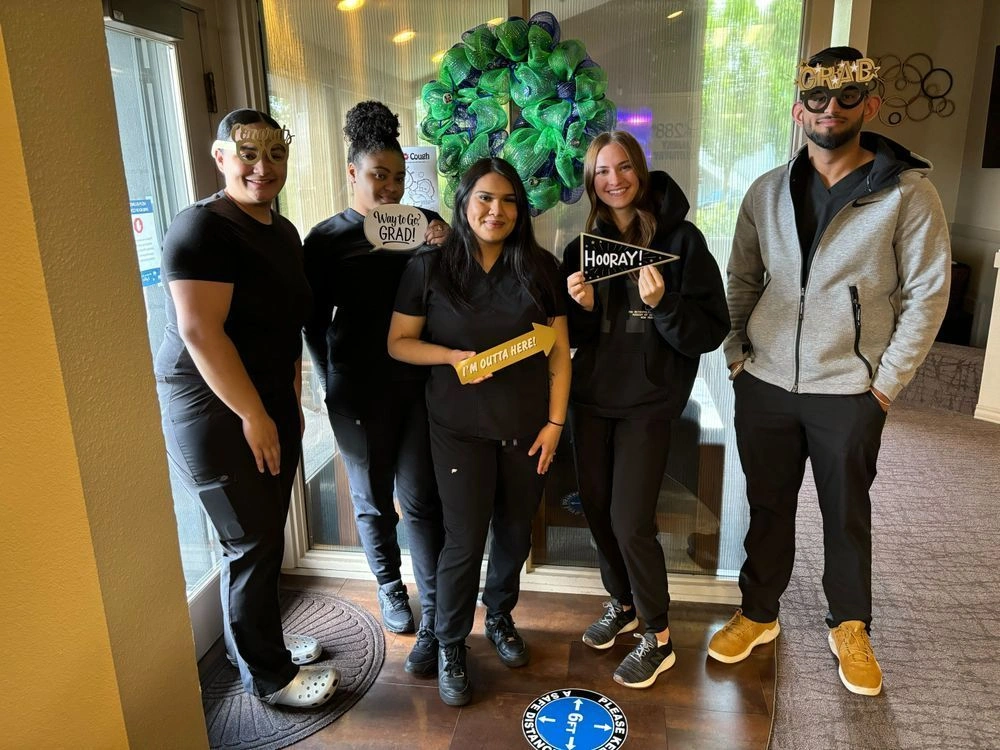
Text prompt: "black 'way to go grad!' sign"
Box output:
[[580, 233, 679, 283]]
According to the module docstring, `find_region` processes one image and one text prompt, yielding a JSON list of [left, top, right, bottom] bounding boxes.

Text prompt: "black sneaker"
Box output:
[[377, 581, 415, 634], [613, 632, 676, 689], [582, 598, 639, 649], [438, 642, 472, 706], [404, 626, 438, 675], [484, 612, 529, 668]]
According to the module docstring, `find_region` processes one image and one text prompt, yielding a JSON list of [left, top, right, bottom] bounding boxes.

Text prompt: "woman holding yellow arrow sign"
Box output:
[[388, 157, 571, 707]]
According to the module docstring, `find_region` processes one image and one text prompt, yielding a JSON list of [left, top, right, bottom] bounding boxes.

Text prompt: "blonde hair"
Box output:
[[583, 130, 658, 248]]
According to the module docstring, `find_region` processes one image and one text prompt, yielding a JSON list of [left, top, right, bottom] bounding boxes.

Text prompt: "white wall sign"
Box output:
[[130, 197, 161, 287], [402, 146, 439, 211]]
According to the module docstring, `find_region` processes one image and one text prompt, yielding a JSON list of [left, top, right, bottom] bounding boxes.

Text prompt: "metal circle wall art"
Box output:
[[874, 53, 955, 126]]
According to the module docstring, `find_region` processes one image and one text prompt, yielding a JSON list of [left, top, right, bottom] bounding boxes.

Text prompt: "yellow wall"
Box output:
[[0, 2, 207, 747]]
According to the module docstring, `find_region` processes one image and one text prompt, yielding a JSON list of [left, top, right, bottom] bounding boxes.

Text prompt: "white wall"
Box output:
[[866, 0, 982, 221], [958, 0, 1000, 419], [866, 0, 1000, 415], [954, 0, 1000, 351], [955, 0, 1000, 232]]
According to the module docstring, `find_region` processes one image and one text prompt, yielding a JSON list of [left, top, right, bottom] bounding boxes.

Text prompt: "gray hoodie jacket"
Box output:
[[723, 133, 951, 400]]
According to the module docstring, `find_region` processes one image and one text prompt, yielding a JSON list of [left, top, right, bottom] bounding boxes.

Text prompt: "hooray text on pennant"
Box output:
[[453, 323, 557, 385], [580, 233, 679, 283]]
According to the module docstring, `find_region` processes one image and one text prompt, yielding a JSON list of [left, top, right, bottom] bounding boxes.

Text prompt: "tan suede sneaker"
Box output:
[[707, 609, 780, 663], [829, 620, 882, 695]]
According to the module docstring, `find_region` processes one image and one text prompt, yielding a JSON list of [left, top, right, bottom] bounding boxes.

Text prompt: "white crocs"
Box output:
[[264, 665, 339, 708], [285, 633, 322, 665]]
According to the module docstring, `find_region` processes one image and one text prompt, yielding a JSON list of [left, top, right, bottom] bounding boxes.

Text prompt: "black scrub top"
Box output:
[[394, 248, 565, 440], [303, 207, 442, 418], [154, 191, 311, 394]]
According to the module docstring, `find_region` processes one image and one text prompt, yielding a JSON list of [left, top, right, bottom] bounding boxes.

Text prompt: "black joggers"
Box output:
[[571, 410, 673, 633], [157, 379, 300, 697], [429, 420, 547, 647], [733, 372, 887, 628], [329, 379, 443, 628]]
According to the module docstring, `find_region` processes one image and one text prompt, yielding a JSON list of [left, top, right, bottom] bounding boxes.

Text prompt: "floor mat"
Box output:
[[200, 588, 385, 750]]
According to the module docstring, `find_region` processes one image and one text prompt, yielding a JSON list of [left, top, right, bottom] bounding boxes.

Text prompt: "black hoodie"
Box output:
[[562, 171, 730, 419]]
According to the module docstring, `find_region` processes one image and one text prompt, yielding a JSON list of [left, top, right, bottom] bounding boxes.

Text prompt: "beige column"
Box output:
[[0, 2, 208, 747]]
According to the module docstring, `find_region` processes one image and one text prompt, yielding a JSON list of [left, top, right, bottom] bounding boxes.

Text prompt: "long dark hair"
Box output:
[[583, 130, 658, 247], [439, 158, 557, 312], [343, 100, 403, 164]]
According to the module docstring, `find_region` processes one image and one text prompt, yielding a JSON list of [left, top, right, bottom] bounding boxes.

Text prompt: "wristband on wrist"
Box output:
[[547, 419, 565, 427], [728, 361, 745, 381], [870, 389, 891, 407]]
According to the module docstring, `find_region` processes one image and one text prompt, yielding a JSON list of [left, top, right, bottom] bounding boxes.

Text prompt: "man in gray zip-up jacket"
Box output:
[[707, 47, 951, 697]]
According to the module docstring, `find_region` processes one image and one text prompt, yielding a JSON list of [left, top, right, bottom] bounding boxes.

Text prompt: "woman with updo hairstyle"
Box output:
[[388, 157, 571, 707], [155, 108, 337, 707], [562, 130, 729, 689], [303, 101, 449, 675]]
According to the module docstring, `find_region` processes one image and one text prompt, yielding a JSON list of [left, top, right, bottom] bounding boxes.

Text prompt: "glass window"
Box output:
[[261, 0, 804, 578], [529, 0, 803, 578], [105, 27, 221, 593], [261, 1, 508, 552]]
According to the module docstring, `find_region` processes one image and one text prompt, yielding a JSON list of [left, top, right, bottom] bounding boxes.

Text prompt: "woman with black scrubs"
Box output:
[[155, 109, 338, 707], [388, 158, 571, 707], [303, 101, 448, 675], [563, 130, 729, 689]]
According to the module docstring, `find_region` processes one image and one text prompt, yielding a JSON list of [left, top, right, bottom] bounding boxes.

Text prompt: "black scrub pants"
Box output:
[[429, 420, 547, 647], [157, 379, 300, 698], [329, 379, 443, 628], [571, 410, 673, 633], [733, 372, 887, 629]]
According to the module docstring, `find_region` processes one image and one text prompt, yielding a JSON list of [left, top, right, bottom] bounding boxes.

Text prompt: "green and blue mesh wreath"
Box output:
[[419, 11, 617, 216]]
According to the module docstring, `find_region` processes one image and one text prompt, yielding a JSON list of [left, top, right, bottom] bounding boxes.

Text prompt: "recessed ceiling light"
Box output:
[[487, 17, 505, 27], [667, 10, 684, 19], [392, 29, 416, 44], [336, 0, 364, 11], [431, 49, 446, 64]]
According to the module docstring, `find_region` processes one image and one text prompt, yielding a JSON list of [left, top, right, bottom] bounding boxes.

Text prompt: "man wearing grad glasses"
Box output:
[[708, 46, 951, 696]]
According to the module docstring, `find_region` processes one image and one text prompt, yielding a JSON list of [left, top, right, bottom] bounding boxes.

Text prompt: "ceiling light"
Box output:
[[667, 10, 684, 19], [487, 17, 505, 27], [392, 29, 416, 44], [336, 0, 364, 11], [431, 49, 446, 64]]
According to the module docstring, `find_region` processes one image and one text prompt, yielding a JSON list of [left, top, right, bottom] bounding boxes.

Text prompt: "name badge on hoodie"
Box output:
[[580, 233, 679, 283]]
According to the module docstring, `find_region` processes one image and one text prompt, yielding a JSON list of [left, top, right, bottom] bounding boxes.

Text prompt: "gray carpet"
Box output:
[[200, 589, 384, 750], [770, 403, 1000, 750]]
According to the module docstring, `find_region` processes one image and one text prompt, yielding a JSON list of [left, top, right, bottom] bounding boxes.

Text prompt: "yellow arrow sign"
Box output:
[[453, 323, 556, 385]]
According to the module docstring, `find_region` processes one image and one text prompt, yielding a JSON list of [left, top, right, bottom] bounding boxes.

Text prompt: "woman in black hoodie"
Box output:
[[563, 130, 729, 688]]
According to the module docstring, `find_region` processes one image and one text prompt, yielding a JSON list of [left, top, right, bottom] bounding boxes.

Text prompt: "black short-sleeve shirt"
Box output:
[[154, 192, 311, 392], [394, 249, 566, 439]]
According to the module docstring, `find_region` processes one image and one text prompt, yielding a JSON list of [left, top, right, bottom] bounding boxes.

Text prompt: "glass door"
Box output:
[[105, 22, 222, 657], [259, 0, 804, 590]]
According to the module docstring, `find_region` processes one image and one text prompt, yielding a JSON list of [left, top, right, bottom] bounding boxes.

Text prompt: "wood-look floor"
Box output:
[[206, 574, 774, 749]]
